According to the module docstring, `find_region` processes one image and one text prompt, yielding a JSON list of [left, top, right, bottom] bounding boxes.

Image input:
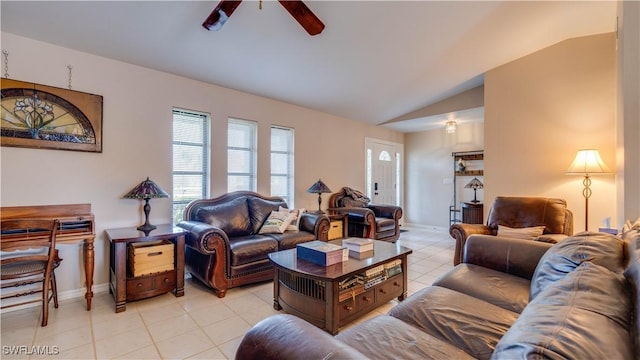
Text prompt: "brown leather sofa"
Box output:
[[236, 230, 639, 359], [177, 191, 330, 298], [450, 196, 573, 265], [328, 187, 403, 242]]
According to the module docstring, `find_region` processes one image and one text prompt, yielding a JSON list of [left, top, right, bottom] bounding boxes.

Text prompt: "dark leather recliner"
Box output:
[[328, 187, 403, 243], [449, 196, 574, 265], [178, 191, 330, 298]]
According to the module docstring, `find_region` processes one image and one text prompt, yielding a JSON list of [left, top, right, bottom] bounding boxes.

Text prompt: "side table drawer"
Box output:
[[328, 221, 343, 240], [126, 270, 176, 301]]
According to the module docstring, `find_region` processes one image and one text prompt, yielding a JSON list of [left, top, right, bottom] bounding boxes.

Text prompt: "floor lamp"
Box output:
[[566, 149, 611, 232]]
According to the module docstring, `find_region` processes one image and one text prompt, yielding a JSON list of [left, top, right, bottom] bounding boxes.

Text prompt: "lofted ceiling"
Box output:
[[1, 1, 617, 132]]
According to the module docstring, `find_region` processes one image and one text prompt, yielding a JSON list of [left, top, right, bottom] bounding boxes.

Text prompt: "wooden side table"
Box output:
[[462, 202, 483, 224], [106, 224, 185, 312]]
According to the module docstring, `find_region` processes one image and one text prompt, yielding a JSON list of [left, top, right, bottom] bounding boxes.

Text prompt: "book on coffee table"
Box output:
[[297, 241, 347, 266], [342, 238, 374, 253]]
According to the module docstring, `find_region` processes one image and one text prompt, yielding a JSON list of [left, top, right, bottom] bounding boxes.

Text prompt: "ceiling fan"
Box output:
[[202, 0, 325, 36]]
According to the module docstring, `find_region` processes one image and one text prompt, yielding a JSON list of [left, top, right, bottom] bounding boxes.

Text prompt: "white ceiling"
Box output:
[[1, 1, 617, 132]]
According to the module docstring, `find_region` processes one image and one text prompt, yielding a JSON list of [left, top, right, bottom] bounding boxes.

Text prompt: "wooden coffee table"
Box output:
[[268, 239, 412, 334]]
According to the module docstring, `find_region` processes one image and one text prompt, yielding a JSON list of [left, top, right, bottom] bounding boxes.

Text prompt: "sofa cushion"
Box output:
[[388, 286, 518, 359], [623, 229, 640, 353], [336, 315, 475, 360], [279, 206, 306, 231], [433, 264, 530, 313], [195, 196, 251, 237], [375, 217, 396, 232], [530, 232, 626, 300], [496, 225, 545, 240], [267, 231, 316, 250], [258, 211, 296, 234], [248, 197, 288, 234], [487, 197, 569, 234], [493, 261, 634, 360], [229, 235, 278, 266]]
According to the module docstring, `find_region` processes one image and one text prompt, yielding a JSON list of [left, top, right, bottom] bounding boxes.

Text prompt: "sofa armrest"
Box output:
[[177, 220, 229, 255], [450, 223, 491, 266], [298, 212, 330, 241], [236, 314, 367, 360], [367, 204, 403, 220], [463, 235, 553, 280], [328, 207, 375, 225]]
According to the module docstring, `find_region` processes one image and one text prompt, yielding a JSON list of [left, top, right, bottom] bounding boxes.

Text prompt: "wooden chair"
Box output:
[[1, 219, 61, 326]]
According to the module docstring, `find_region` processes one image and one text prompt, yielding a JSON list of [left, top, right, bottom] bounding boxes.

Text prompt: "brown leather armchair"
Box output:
[[328, 187, 403, 242], [450, 196, 573, 265]]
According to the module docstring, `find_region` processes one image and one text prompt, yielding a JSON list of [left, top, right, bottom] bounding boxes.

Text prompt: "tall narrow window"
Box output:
[[228, 118, 257, 192], [271, 126, 294, 205], [172, 109, 210, 224]]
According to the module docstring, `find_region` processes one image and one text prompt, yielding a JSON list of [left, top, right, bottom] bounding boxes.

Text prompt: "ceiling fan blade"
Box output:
[[202, 0, 243, 31], [278, 1, 325, 36]]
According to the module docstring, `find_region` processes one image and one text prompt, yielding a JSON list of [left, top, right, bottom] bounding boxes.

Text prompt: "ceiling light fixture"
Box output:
[[445, 120, 457, 134]]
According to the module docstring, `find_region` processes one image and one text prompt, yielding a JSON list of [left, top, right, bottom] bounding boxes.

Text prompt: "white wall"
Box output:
[[485, 33, 617, 232], [404, 122, 484, 228], [617, 1, 640, 226], [0, 32, 403, 297]]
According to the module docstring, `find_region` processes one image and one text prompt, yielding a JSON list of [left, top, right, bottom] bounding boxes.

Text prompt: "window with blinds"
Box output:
[[271, 126, 294, 205], [228, 118, 257, 192], [172, 109, 210, 224]]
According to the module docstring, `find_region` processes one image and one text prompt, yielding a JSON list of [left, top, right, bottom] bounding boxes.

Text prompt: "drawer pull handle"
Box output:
[[164, 278, 169, 283], [379, 288, 387, 295], [137, 283, 143, 287], [344, 305, 353, 311], [394, 282, 400, 287], [148, 252, 162, 257], [363, 296, 371, 302]]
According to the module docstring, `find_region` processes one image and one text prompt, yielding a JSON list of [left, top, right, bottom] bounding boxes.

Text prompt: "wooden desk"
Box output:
[[106, 224, 185, 312], [0, 204, 96, 310]]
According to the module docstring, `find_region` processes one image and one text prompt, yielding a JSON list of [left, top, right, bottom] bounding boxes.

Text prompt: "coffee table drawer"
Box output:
[[339, 288, 375, 320], [376, 275, 404, 304]]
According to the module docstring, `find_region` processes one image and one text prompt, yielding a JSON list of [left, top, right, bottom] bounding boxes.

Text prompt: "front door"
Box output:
[[365, 138, 402, 207]]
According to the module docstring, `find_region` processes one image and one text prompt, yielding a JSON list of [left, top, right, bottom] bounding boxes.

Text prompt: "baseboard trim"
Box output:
[[402, 223, 449, 233], [0, 283, 110, 314]]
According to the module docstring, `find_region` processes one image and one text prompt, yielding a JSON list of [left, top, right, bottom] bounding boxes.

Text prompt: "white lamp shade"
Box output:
[[566, 149, 611, 175]]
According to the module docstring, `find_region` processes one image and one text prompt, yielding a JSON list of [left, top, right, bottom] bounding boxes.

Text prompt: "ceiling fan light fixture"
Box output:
[[445, 120, 457, 134]]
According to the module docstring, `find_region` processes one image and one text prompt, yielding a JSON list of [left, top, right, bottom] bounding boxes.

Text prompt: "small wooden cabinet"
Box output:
[[462, 202, 484, 224], [106, 224, 185, 312]]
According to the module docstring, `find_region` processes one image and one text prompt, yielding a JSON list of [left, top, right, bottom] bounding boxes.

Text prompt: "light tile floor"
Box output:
[[1, 225, 454, 359]]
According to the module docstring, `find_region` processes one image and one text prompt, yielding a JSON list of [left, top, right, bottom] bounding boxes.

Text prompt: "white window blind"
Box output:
[[271, 126, 294, 205], [228, 118, 257, 192], [172, 109, 210, 224]]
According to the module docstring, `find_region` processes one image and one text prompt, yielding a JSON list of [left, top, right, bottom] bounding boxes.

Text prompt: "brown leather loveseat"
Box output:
[[177, 191, 330, 298], [450, 196, 573, 265], [236, 229, 639, 359]]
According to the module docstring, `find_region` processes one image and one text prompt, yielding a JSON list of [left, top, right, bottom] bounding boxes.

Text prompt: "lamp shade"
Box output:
[[464, 177, 484, 190], [307, 179, 332, 194], [566, 149, 611, 175], [123, 177, 170, 199]]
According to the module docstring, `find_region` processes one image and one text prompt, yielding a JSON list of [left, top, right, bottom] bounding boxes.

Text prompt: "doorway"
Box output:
[[365, 138, 403, 208]]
